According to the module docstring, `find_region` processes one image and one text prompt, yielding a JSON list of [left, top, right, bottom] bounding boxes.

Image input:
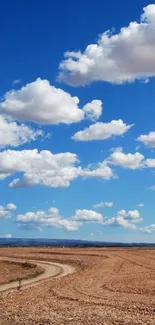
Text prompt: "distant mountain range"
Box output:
[[0, 238, 155, 247]]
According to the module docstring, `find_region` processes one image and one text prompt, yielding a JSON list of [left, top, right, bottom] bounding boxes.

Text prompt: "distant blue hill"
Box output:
[[0, 238, 155, 247]]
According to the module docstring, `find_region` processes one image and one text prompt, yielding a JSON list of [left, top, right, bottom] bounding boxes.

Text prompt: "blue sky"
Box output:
[[0, 0, 155, 242]]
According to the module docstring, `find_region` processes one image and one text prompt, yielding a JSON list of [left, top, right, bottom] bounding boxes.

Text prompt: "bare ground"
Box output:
[[0, 257, 75, 292], [0, 247, 155, 324], [0, 260, 44, 285]]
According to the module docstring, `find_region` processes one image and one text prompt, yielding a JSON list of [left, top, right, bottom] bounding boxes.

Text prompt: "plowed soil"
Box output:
[[0, 247, 155, 325]]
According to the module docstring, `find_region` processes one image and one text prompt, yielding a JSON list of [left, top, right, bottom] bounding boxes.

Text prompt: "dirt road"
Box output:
[[0, 256, 75, 292]]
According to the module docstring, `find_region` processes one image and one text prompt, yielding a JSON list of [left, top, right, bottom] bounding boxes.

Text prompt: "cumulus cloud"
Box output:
[[71, 209, 103, 222], [0, 149, 81, 188], [126, 210, 140, 219], [104, 209, 142, 230], [0, 78, 102, 124], [1, 147, 155, 189], [117, 209, 142, 223], [0, 203, 16, 219], [72, 119, 133, 141], [83, 100, 102, 121], [93, 201, 113, 209], [104, 216, 137, 230], [0, 149, 114, 188], [16, 207, 105, 232], [107, 148, 145, 169], [6, 203, 17, 210], [58, 5, 155, 86], [137, 132, 155, 148], [0, 115, 43, 149], [140, 224, 155, 233], [16, 205, 143, 232], [145, 159, 155, 168], [16, 207, 80, 232], [81, 161, 115, 180], [108, 148, 155, 171]]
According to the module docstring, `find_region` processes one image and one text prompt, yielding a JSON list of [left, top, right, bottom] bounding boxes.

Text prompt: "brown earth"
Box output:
[[0, 247, 155, 325], [0, 260, 44, 285]]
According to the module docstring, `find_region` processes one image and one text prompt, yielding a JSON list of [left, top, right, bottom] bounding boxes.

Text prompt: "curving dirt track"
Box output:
[[0, 247, 155, 325], [0, 257, 75, 293]]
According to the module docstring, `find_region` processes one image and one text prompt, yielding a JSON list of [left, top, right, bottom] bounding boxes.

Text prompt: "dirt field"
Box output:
[[0, 247, 155, 325], [0, 260, 44, 285]]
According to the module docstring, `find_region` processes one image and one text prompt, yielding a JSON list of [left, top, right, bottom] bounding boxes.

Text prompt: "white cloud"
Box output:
[[6, 203, 17, 210], [104, 209, 142, 230], [138, 203, 144, 207], [0, 149, 81, 188], [93, 201, 113, 209], [2, 147, 155, 189], [16, 207, 80, 232], [16, 207, 105, 232], [16, 205, 143, 233], [0, 115, 43, 148], [0, 78, 102, 124], [71, 209, 103, 222], [0, 234, 12, 238], [58, 5, 155, 85], [107, 148, 145, 169], [145, 159, 155, 168], [3, 147, 155, 189], [16, 207, 106, 231], [140, 224, 155, 233], [0, 149, 114, 188], [83, 100, 102, 121], [72, 119, 133, 141], [0, 203, 16, 219], [123, 210, 143, 224], [127, 210, 140, 219], [137, 132, 155, 148], [12, 79, 20, 85], [117, 209, 141, 222], [81, 161, 115, 180], [104, 216, 137, 230]]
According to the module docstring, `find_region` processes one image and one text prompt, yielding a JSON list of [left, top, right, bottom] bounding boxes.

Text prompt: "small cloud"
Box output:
[[137, 132, 155, 148], [0, 204, 16, 219], [72, 121, 133, 142], [12, 79, 20, 85], [140, 224, 155, 234], [138, 203, 144, 207], [0, 234, 12, 238], [148, 185, 155, 191], [7, 203, 17, 210], [110, 147, 123, 153], [93, 201, 113, 209], [135, 145, 140, 151]]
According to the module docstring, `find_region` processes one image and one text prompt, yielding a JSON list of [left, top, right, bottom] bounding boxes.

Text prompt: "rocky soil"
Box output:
[[0, 247, 155, 324]]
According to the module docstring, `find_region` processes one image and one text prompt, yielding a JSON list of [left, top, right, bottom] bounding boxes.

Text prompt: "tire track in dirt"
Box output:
[[49, 252, 155, 309]]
